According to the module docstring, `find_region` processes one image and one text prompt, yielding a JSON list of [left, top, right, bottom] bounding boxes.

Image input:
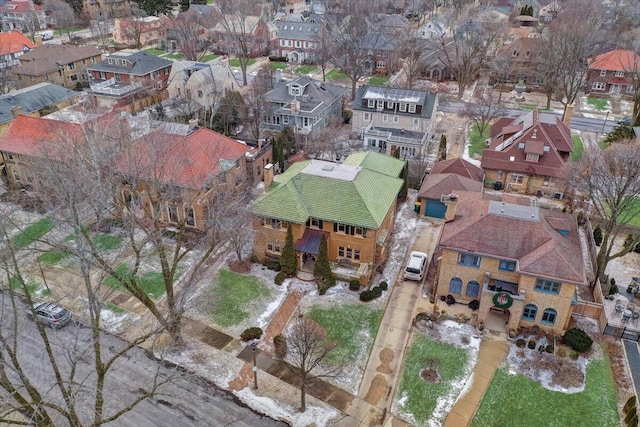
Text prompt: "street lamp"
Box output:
[[601, 110, 610, 134], [250, 341, 258, 390]]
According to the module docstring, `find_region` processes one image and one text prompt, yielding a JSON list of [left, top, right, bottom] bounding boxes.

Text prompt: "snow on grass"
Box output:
[[99, 309, 140, 335]]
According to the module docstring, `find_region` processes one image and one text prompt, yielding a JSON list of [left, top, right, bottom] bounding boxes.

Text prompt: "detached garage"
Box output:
[[425, 198, 447, 219]]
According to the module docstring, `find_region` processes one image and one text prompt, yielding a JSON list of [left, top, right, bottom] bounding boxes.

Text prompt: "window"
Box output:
[[499, 260, 516, 272], [376, 60, 384, 69], [449, 277, 462, 294], [269, 218, 282, 229], [368, 99, 375, 108], [458, 252, 481, 268], [336, 223, 347, 233], [197, 90, 203, 98], [510, 174, 524, 184], [534, 279, 561, 294], [354, 250, 360, 260], [267, 241, 282, 253], [346, 247, 353, 258], [167, 204, 178, 223], [466, 281, 480, 298], [282, 115, 289, 124], [364, 112, 371, 121], [525, 153, 539, 162], [399, 103, 407, 112], [599, 69, 606, 76], [382, 114, 388, 122], [497, 170, 504, 179], [615, 71, 624, 77], [310, 218, 322, 228], [376, 100, 384, 110], [354, 226, 366, 237], [185, 207, 195, 227], [541, 308, 557, 325], [591, 82, 606, 90], [114, 73, 121, 82], [295, 40, 301, 48], [543, 176, 554, 187], [70, 74, 78, 82], [522, 304, 537, 321], [393, 115, 399, 124], [408, 104, 416, 113], [68, 62, 75, 70], [386, 101, 394, 109], [338, 246, 345, 257]]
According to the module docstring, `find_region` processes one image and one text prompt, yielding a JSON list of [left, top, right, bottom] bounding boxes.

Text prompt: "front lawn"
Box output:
[[587, 97, 609, 111], [473, 351, 618, 427], [326, 69, 349, 81], [307, 304, 383, 363], [165, 53, 184, 60], [368, 75, 389, 86], [94, 233, 123, 251], [396, 336, 468, 425], [228, 58, 256, 68], [103, 264, 166, 299], [144, 48, 164, 56], [200, 53, 220, 62], [10, 275, 40, 296], [39, 250, 69, 265], [13, 218, 55, 249], [209, 269, 271, 327], [268, 62, 288, 70], [296, 65, 318, 75], [468, 124, 490, 158], [614, 198, 640, 228], [570, 135, 584, 162]]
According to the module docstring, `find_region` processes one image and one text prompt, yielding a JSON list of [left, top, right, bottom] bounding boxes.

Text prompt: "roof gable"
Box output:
[[0, 83, 78, 125], [589, 49, 640, 72], [0, 30, 34, 56]]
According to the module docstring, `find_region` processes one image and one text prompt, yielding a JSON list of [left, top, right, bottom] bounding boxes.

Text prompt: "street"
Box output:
[[0, 295, 287, 427]]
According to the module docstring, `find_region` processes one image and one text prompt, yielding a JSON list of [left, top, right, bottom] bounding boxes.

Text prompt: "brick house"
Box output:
[[493, 36, 545, 88], [276, 19, 322, 64], [14, 44, 103, 90], [0, 0, 46, 33], [212, 15, 277, 57], [113, 16, 163, 48], [434, 191, 586, 335], [351, 85, 438, 159], [481, 109, 573, 198], [249, 151, 405, 284], [83, 0, 131, 21], [0, 30, 34, 69], [86, 49, 172, 112], [586, 49, 640, 97]]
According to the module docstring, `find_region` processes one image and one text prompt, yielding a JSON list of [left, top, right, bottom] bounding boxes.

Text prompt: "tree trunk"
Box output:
[[546, 93, 552, 110], [300, 380, 306, 412], [166, 314, 184, 348]]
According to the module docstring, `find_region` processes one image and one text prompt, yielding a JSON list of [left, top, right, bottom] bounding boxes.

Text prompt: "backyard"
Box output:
[[368, 75, 389, 86], [296, 65, 318, 75], [570, 135, 584, 162], [326, 70, 349, 81], [229, 58, 256, 68], [468, 124, 489, 158]]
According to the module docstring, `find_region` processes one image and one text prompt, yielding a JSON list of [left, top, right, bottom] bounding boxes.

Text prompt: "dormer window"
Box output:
[[526, 153, 539, 162], [600, 69, 606, 76], [615, 71, 625, 77], [408, 104, 416, 113], [368, 99, 375, 108], [289, 83, 302, 96], [107, 58, 113, 64], [399, 103, 407, 112]]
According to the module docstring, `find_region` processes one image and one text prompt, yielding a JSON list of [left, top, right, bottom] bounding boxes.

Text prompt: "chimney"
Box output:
[[258, 139, 263, 151], [430, 84, 438, 94], [264, 163, 274, 188], [188, 118, 198, 131], [444, 193, 458, 222], [10, 105, 23, 119], [291, 99, 299, 113], [108, 46, 116, 54]]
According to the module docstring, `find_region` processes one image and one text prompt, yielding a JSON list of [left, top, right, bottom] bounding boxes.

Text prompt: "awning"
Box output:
[[295, 228, 328, 255]]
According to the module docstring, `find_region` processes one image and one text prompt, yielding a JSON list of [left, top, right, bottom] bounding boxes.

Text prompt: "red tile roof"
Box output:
[[0, 0, 43, 13], [0, 31, 34, 56], [589, 50, 640, 72], [439, 191, 586, 284], [430, 158, 484, 181], [0, 115, 83, 158]]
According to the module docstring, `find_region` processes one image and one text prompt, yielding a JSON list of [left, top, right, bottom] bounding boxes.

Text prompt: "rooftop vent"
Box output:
[[322, 165, 334, 171]]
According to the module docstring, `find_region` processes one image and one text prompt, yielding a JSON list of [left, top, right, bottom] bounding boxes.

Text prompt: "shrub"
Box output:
[[545, 344, 554, 353], [274, 271, 286, 285], [267, 260, 281, 271], [624, 396, 637, 414], [342, 110, 353, 124], [625, 408, 638, 423], [273, 334, 287, 359], [371, 286, 383, 298], [379, 281, 388, 291], [249, 254, 259, 263], [593, 225, 603, 246], [318, 276, 336, 295], [609, 284, 618, 295], [268, 55, 288, 62], [349, 280, 360, 291], [626, 413, 637, 427], [562, 328, 593, 353], [516, 339, 526, 348], [527, 340, 537, 350], [360, 290, 373, 302], [240, 327, 263, 341], [557, 347, 567, 358], [569, 350, 579, 360]]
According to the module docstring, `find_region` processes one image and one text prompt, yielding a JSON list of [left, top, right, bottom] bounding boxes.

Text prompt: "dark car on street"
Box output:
[[618, 117, 632, 126], [26, 302, 73, 329]]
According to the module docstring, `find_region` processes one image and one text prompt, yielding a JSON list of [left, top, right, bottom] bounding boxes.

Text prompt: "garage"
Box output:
[[425, 198, 446, 219]]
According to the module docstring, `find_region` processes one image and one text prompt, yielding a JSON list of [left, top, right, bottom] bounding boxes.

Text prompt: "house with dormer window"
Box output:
[[433, 190, 586, 335], [586, 49, 640, 97], [276, 19, 323, 64], [351, 85, 438, 159], [481, 109, 573, 198], [262, 75, 345, 140]]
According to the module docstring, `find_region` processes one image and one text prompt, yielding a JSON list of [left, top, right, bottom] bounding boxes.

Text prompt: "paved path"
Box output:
[[444, 338, 510, 427], [623, 340, 640, 397]]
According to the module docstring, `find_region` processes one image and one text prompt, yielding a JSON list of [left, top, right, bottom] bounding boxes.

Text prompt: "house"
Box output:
[[0, 30, 34, 69], [113, 16, 163, 48], [0, 0, 46, 33], [167, 59, 239, 116], [493, 36, 545, 88], [586, 49, 640, 97], [86, 49, 172, 112], [212, 15, 277, 58], [262, 75, 345, 141], [416, 17, 447, 40], [481, 109, 573, 198], [249, 151, 405, 284], [244, 139, 274, 184], [83, 0, 131, 21], [0, 82, 79, 135], [433, 190, 586, 335], [282, 0, 309, 14], [417, 158, 484, 220], [14, 44, 103, 90], [276, 19, 322, 64], [351, 85, 439, 159]]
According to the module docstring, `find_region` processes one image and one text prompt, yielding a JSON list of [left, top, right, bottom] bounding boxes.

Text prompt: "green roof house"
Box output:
[[250, 151, 405, 284]]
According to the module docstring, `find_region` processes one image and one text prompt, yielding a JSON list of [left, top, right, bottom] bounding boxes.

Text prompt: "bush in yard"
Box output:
[[609, 284, 618, 295], [274, 271, 286, 285], [280, 224, 296, 276], [562, 327, 593, 353], [359, 290, 372, 302], [569, 350, 579, 360], [314, 235, 331, 280], [624, 396, 637, 414], [516, 339, 526, 348], [379, 281, 388, 291], [545, 344, 554, 353], [249, 254, 259, 263], [593, 225, 603, 246], [527, 340, 537, 350], [240, 327, 263, 341], [318, 276, 336, 295], [349, 280, 360, 291], [267, 260, 281, 271], [625, 412, 637, 427], [557, 347, 567, 358], [273, 334, 287, 359]]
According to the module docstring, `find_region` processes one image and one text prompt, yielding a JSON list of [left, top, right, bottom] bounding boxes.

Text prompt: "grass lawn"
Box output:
[[38, 250, 69, 265], [144, 48, 164, 56], [200, 53, 220, 62], [228, 58, 256, 67], [396, 336, 468, 425], [473, 351, 618, 427], [94, 233, 123, 251], [368, 75, 390, 86], [165, 53, 184, 60], [307, 304, 383, 363], [268, 62, 288, 70], [103, 264, 166, 299], [570, 135, 584, 162], [106, 302, 126, 314], [520, 105, 553, 112], [598, 139, 609, 150], [13, 218, 54, 249], [326, 69, 349, 81], [616, 198, 640, 227], [209, 270, 271, 327], [296, 65, 318, 75], [10, 276, 40, 295], [587, 97, 609, 111], [468, 124, 490, 158]]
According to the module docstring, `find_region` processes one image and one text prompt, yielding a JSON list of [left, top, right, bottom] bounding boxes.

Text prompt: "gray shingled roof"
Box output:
[[0, 83, 78, 125], [87, 49, 172, 76], [276, 21, 321, 42], [353, 85, 438, 119], [265, 76, 345, 117]]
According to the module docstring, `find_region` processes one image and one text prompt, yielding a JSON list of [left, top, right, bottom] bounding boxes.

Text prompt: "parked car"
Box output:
[[26, 302, 72, 329], [617, 117, 632, 126]]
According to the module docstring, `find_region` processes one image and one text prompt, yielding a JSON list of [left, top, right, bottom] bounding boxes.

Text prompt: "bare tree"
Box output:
[[0, 67, 16, 95], [117, 4, 148, 49], [169, 10, 209, 62], [286, 313, 343, 412], [462, 86, 505, 136], [44, 0, 78, 42], [315, 20, 332, 83], [304, 116, 345, 161], [245, 65, 274, 140], [398, 34, 427, 89], [566, 142, 640, 283]]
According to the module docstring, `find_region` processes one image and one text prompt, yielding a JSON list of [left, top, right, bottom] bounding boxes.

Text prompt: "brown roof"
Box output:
[[524, 139, 544, 155], [429, 158, 484, 181], [439, 191, 586, 284], [16, 45, 102, 76], [418, 173, 483, 200]]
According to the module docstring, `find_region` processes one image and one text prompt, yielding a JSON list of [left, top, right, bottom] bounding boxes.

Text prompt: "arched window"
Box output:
[[522, 304, 537, 321], [449, 277, 462, 294], [542, 308, 557, 325], [466, 280, 480, 298]]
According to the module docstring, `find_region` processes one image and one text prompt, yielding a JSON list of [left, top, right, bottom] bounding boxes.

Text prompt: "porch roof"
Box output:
[[295, 228, 328, 255]]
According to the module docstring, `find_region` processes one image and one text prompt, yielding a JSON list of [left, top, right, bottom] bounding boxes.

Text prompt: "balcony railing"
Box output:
[[90, 78, 144, 97]]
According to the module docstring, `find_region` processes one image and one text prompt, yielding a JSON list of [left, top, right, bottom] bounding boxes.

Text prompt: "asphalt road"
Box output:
[[0, 295, 287, 427]]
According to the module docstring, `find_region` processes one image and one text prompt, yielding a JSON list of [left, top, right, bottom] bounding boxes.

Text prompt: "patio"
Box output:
[[601, 292, 640, 340]]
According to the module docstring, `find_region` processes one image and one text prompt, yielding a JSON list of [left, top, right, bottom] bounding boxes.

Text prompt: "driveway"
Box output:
[[623, 340, 640, 397]]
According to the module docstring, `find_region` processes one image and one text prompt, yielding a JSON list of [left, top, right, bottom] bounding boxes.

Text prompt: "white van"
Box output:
[[39, 30, 54, 41], [404, 251, 428, 281]]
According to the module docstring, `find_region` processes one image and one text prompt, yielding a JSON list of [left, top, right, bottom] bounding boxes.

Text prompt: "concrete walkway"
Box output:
[[444, 338, 510, 427]]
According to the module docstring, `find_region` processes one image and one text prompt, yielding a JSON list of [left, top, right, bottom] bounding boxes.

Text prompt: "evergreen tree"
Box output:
[[593, 225, 603, 246], [280, 223, 297, 276], [438, 135, 447, 160], [134, 0, 174, 17], [277, 126, 297, 159], [399, 161, 408, 200], [179, 0, 189, 12], [313, 235, 331, 280]]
